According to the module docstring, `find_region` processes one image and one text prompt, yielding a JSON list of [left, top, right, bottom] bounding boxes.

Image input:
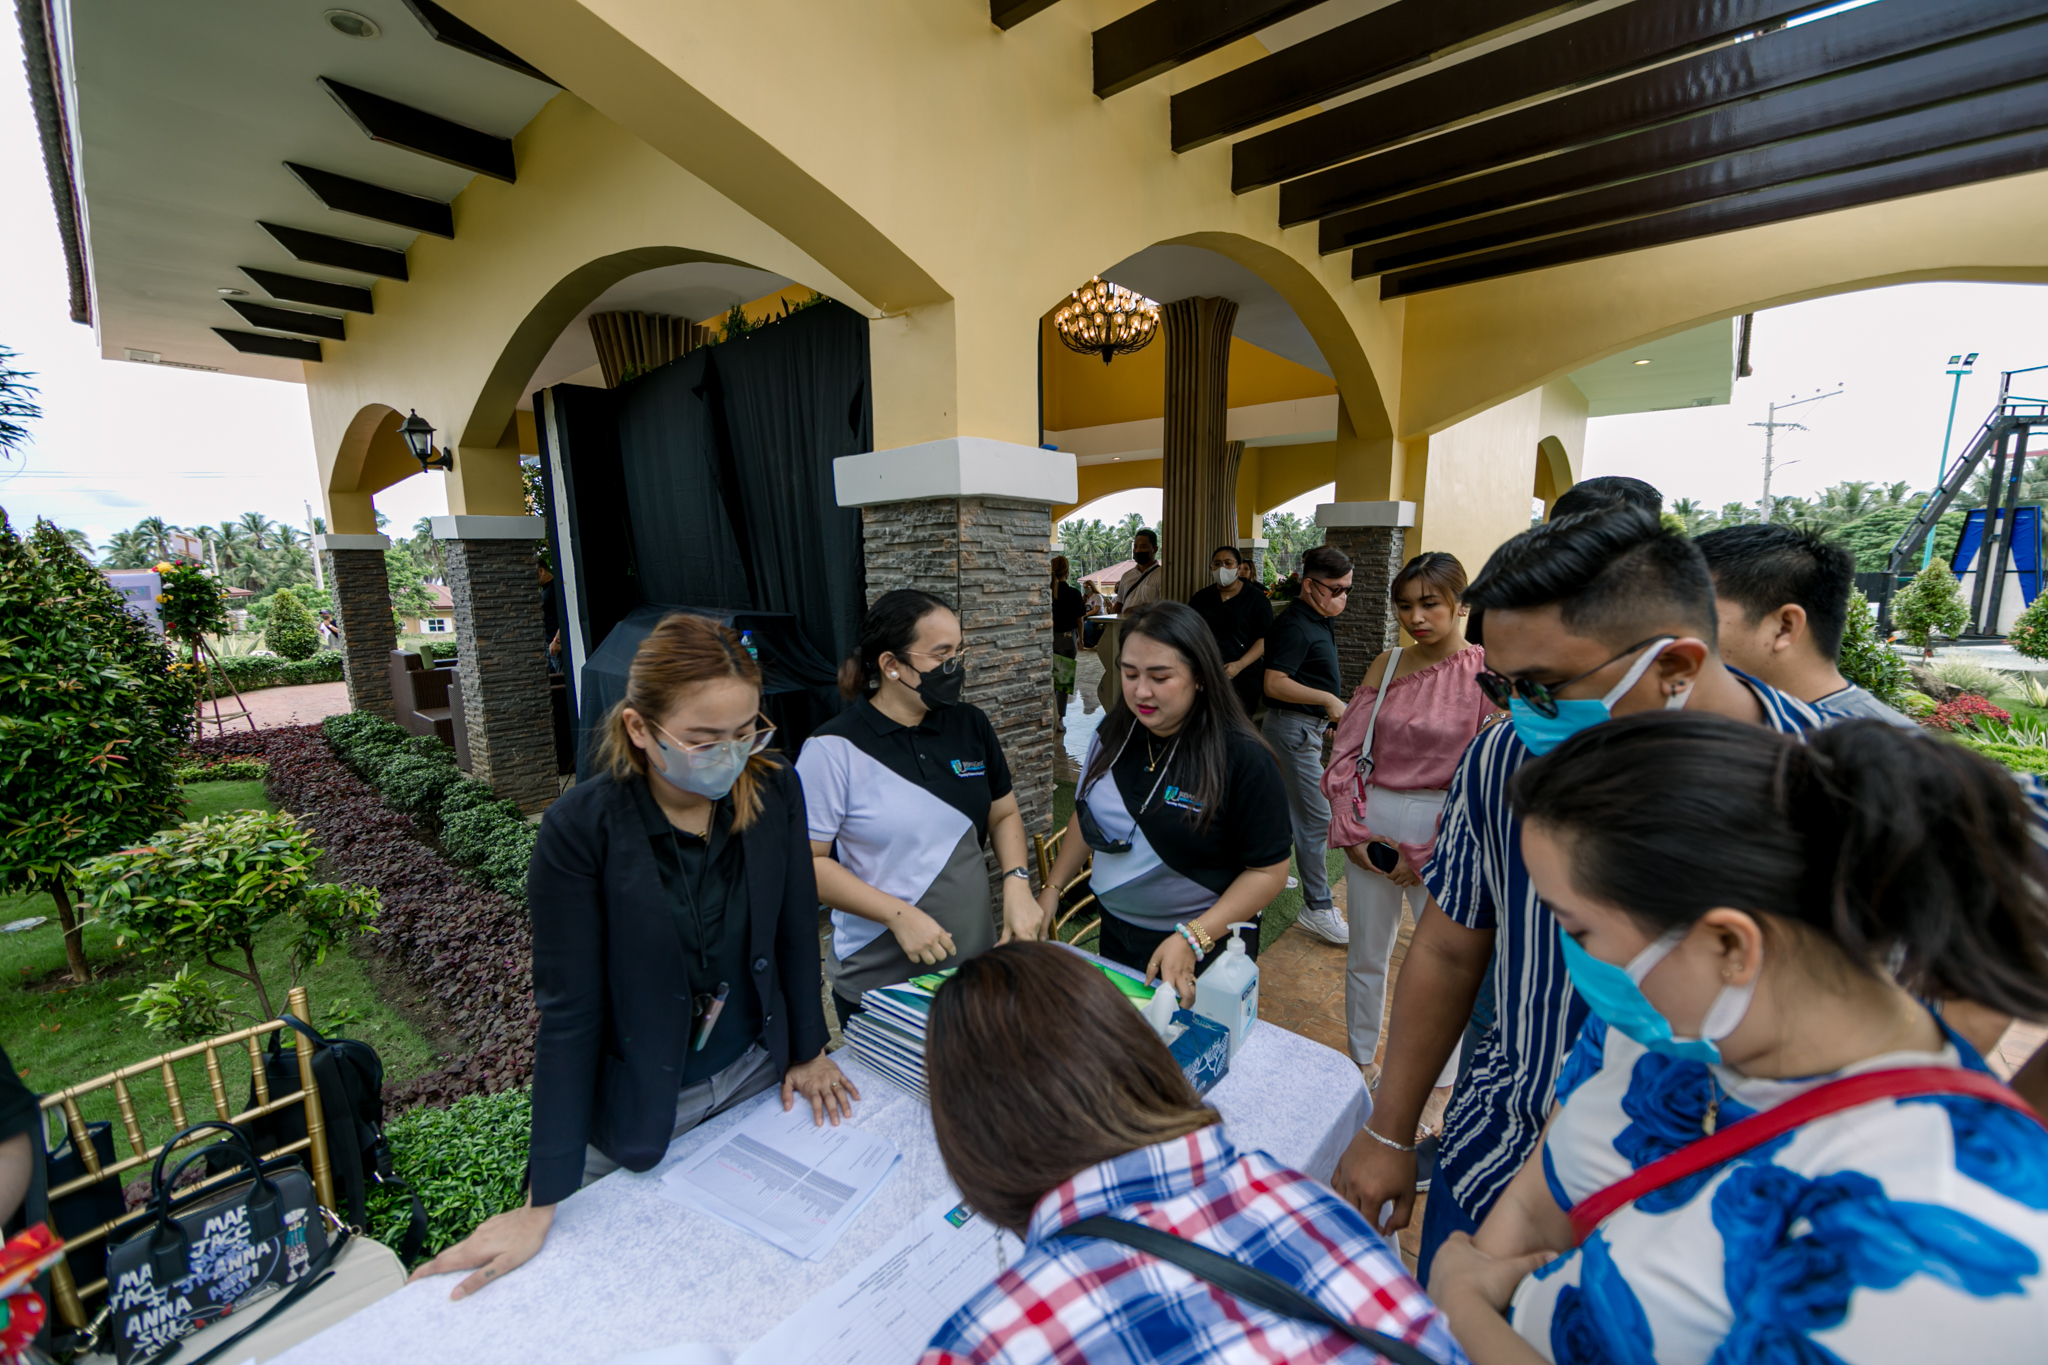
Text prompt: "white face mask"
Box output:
[[1215, 567, 1238, 588]]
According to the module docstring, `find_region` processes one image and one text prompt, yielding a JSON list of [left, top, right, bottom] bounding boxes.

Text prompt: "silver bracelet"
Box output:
[[1358, 1122, 1419, 1154]]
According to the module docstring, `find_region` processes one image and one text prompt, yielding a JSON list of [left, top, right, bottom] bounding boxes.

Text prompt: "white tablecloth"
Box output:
[[275, 1022, 1368, 1365]]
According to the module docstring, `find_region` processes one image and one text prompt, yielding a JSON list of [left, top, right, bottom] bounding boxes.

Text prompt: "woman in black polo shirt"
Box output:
[[1037, 601, 1293, 1005], [1188, 543, 1274, 720], [798, 590, 1045, 1021]]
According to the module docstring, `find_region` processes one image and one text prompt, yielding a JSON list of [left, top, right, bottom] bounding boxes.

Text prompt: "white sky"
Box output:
[[5, 26, 2045, 553]]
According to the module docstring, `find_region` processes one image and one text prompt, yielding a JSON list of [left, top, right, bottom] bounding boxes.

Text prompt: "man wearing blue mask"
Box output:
[[1330, 508, 1820, 1282]]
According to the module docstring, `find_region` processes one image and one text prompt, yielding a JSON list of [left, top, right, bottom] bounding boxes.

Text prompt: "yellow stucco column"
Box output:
[[448, 427, 530, 517], [870, 296, 1039, 453], [1331, 402, 1402, 503]]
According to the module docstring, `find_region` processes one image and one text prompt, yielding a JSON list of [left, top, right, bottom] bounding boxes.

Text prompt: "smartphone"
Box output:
[[1366, 842, 1400, 874]]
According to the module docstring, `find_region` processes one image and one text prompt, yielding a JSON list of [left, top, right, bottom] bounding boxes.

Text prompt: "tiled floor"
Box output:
[[208, 679, 353, 729]]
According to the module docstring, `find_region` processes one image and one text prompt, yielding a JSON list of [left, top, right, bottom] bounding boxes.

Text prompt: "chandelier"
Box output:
[[1053, 277, 1160, 365]]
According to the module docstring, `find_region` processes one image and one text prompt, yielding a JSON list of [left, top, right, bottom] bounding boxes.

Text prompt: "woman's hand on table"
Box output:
[[409, 1202, 554, 1300], [1146, 931, 1199, 1008], [783, 1051, 861, 1126], [998, 877, 1049, 944], [889, 904, 957, 965]]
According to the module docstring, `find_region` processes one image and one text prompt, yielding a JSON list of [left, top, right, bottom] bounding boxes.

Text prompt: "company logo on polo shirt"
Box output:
[[949, 759, 986, 778], [1163, 785, 1203, 813]]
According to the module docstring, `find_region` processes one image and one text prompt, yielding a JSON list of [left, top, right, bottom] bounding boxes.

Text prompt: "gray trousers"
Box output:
[[579, 1043, 780, 1188], [1261, 707, 1334, 912]]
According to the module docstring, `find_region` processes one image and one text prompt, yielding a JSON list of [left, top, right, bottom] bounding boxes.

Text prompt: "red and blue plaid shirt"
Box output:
[[919, 1126, 1467, 1365]]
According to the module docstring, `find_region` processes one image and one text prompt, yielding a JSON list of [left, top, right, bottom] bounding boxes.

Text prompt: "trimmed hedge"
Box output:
[[173, 757, 269, 783], [209, 653, 344, 692], [186, 725, 535, 1108], [366, 1087, 531, 1262]]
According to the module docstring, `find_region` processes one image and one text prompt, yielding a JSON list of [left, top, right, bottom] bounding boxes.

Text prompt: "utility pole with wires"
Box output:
[[1751, 387, 1842, 522]]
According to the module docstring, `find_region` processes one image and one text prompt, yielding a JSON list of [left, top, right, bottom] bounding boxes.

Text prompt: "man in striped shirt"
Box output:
[[1330, 510, 1821, 1281]]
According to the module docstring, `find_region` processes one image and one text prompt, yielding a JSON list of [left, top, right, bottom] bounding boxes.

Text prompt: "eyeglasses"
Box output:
[[654, 713, 779, 756], [900, 646, 971, 676], [1074, 797, 1129, 855], [1306, 578, 1351, 598], [1475, 637, 1673, 718]]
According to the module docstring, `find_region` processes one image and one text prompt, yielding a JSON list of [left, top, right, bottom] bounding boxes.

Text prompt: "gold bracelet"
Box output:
[[1185, 921, 1215, 955]]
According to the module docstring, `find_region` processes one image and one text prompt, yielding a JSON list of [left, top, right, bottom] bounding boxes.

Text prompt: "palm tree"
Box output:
[[59, 527, 94, 557], [234, 512, 274, 551], [0, 346, 39, 461], [100, 529, 152, 568], [134, 517, 182, 562], [1669, 498, 1707, 534]]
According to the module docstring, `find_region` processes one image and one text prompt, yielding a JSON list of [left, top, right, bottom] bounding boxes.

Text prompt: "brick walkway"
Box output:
[[198, 680, 352, 731]]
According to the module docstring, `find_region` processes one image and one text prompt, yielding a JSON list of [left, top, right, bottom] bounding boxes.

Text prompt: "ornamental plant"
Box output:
[[1892, 558, 1969, 658], [78, 809, 378, 1019], [2007, 591, 2048, 661], [1930, 693, 2012, 733], [1835, 589, 1911, 711], [264, 586, 319, 661], [154, 561, 228, 650], [0, 512, 190, 981]]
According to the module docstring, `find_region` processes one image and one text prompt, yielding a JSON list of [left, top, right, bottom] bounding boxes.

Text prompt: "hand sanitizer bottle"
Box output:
[[1193, 923, 1259, 1058]]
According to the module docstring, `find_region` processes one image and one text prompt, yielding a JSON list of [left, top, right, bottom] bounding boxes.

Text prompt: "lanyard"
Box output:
[[1083, 724, 1181, 822]]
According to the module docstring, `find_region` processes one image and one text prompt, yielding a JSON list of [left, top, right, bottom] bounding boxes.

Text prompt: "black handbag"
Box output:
[[104, 1121, 329, 1365], [1057, 1216, 1443, 1365]]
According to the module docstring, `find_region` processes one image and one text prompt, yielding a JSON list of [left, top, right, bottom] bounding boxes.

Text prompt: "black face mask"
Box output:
[[1133, 548, 1156, 565], [911, 661, 965, 708]]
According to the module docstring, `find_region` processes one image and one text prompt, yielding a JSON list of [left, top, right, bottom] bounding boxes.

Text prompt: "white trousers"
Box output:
[[1343, 787, 1458, 1088]]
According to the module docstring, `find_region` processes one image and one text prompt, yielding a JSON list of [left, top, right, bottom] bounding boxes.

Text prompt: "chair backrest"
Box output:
[[1033, 827, 1100, 949], [36, 985, 336, 1332]]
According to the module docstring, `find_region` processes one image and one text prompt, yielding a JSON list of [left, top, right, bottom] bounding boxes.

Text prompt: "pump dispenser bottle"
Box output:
[[1193, 923, 1259, 1058]]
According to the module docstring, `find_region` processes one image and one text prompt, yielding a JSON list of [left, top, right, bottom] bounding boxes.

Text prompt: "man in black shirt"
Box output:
[[1262, 543, 1353, 946], [1051, 555, 1086, 734], [1188, 544, 1273, 722]]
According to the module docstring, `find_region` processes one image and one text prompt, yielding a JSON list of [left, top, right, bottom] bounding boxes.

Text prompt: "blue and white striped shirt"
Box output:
[[1422, 672, 1822, 1219]]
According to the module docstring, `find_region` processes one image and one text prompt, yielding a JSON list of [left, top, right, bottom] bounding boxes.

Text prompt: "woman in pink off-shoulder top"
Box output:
[[1321, 554, 1498, 1126]]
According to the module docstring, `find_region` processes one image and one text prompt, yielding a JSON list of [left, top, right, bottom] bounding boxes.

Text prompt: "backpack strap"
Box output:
[[1356, 647, 1401, 787], [1568, 1067, 2045, 1245], [1057, 1216, 1442, 1365]]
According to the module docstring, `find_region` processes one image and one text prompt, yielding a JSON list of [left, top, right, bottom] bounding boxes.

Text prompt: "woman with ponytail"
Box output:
[[412, 613, 854, 1299], [1430, 714, 2048, 1363], [799, 590, 1043, 1023]]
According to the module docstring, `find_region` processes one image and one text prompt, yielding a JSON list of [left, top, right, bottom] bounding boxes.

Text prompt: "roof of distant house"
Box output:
[[1083, 559, 1136, 588]]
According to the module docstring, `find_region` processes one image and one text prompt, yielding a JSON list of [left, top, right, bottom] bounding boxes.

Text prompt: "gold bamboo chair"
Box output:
[[1033, 826, 1100, 948], [36, 984, 336, 1335]]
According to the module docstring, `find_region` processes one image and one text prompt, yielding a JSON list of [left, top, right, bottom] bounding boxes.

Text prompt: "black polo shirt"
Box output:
[[1053, 582, 1087, 634], [631, 777, 760, 1084], [1098, 728, 1293, 895], [1263, 599, 1342, 716], [1189, 582, 1274, 666]]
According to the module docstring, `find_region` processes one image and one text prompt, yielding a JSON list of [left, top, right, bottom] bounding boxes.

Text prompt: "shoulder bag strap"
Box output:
[[1569, 1067, 2044, 1245], [1356, 647, 1401, 785], [1058, 1216, 1442, 1365]]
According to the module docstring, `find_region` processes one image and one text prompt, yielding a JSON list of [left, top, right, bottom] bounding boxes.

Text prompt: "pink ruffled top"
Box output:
[[1321, 645, 1498, 857]]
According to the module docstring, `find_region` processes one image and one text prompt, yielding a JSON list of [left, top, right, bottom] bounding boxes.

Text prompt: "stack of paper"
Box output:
[[843, 980, 937, 1101]]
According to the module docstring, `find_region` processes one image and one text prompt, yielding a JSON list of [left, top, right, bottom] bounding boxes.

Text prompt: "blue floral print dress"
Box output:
[[1510, 1018, 2048, 1363]]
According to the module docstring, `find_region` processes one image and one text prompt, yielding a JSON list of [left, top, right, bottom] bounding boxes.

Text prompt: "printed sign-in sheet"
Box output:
[[658, 1096, 900, 1261], [735, 1192, 1010, 1365]]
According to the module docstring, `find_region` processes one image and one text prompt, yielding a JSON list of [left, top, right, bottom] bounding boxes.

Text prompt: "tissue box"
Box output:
[[1170, 1009, 1231, 1094]]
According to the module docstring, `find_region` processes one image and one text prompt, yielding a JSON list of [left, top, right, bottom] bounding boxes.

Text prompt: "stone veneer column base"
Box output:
[[443, 535, 558, 814], [318, 539, 397, 722], [859, 496, 1055, 843], [1315, 503, 1414, 690]]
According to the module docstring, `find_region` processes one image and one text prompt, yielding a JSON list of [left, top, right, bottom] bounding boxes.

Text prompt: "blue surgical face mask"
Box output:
[[1508, 639, 1687, 756], [649, 729, 753, 800], [1557, 925, 1756, 1065]]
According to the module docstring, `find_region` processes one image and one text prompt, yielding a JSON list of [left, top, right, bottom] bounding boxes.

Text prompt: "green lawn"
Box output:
[[0, 781, 438, 1150]]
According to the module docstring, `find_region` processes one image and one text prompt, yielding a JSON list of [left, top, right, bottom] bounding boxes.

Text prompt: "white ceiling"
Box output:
[[1568, 318, 1736, 417], [1101, 244, 1333, 376], [60, 0, 558, 380], [516, 262, 795, 407]]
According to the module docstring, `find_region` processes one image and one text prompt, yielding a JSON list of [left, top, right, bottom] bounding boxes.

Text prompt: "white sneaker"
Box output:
[[1285, 876, 1299, 890], [1296, 906, 1349, 945]]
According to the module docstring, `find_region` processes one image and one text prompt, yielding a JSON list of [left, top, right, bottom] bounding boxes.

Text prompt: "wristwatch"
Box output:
[[1003, 866, 1032, 882]]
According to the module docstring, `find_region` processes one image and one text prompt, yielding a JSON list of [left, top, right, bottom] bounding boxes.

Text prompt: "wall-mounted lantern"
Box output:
[[399, 410, 453, 472]]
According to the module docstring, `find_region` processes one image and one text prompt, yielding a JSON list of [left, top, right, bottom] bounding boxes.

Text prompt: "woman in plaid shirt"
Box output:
[[920, 944, 1473, 1365]]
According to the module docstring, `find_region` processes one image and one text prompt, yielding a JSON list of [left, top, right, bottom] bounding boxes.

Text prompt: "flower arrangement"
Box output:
[[1930, 693, 2012, 732], [153, 561, 228, 649]]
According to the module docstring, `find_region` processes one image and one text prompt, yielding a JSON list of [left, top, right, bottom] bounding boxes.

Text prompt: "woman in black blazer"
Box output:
[[413, 613, 855, 1298]]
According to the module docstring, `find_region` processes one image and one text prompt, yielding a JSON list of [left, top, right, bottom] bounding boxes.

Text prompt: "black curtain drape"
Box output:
[[540, 297, 871, 711]]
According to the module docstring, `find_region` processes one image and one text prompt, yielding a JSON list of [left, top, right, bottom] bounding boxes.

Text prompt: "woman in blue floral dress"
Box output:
[[1427, 714, 2048, 1364]]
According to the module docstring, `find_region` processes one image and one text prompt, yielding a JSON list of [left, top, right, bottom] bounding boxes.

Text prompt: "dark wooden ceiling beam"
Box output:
[[400, 0, 554, 84], [991, 0, 1062, 30], [1171, 0, 1572, 152], [1234, 0, 1828, 192], [1284, 0, 2048, 226], [1354, 79, 2048, 276], [1375, 126, 2048, 298], [1095, 0, 1326, 99], [285, 162, 454, 238], [214, 329, 322, 362], [319, 78, 516, 182], [222, 299, 348, 340], [238, 267, 374, 314], [258, 222, 409, 280], [1321, 17, 2048, 252]]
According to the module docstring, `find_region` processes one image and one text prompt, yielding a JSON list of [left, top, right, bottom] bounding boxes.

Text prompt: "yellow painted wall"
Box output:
[[1040, 315, 1337, 433], [701, 283, 824, 336]]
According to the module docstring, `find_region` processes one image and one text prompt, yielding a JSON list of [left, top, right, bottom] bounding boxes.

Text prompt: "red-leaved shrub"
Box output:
[[187, 727, 535, 1111], [1930, 693, 2012, 732]]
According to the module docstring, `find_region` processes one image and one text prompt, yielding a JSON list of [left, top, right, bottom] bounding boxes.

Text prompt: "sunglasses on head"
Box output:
[[1474, 636, 1674, 718]]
